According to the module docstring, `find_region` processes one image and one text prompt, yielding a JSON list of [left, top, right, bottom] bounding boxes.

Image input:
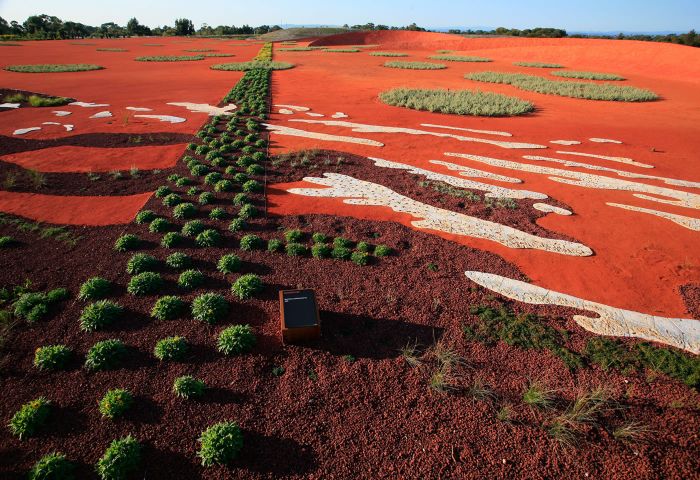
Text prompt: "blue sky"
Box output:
[[0, 0, 698, 32]]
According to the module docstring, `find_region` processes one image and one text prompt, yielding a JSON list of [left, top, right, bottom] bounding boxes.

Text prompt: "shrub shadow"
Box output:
[[234, 430, 316, 476]]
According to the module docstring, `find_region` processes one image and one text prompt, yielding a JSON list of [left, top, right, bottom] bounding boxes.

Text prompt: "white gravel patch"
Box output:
[[274, 104, 310, 112], [89, 111, 112, 119], [421, 123, 512, 137], [126, 106, 153, 112], [533, 203, 573, 215], [556, 150, 653, 169], [278, 109, 294, 115], [550, 140, 581, 145], [52, 110, 71, 116], [0, 103, 20, 109], [13, 127, 41, 135], [134, 114, 186, 124], [167, 102, 237, 116], [264, 123, 384, 147], [607, 202, 700, 231], [332, 112, 349, 118], [590, 138, 622, 144], [70, 101, 109, 107]]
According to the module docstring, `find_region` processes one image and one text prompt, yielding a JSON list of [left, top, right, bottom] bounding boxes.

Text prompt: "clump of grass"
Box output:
[[324, 48, 360, 53], [210, 61, 294, 71], [14, 289, 68, 323], [496, 404, 514, 422], [34, 345, 72, 370], [217, 254, 241, 274], [166, 252, 190, 269], [195, 229, 221, 247], [612, 421, 652, 443], [151, 296, 185, 320], [135, 55, 204, 62], [551, 70, 625, 81], [522, 379, 556, 409], [8, 397, 51, 439], [154, 336, 188, 361], [78, 277, 111, 301], [161, 232, 183, 248], [311, 243, 332, 259], [5, 64, 104, 73], [192, 293, 228, 324], [85, 339, 126, 371], [285, 242, 308, 257], [173, 375, 206, 399], [98, 389, 133, 419], [79, 300, 122, 332], [379, 87, 534, 116], [514, 61, 564, 68], [29, 452, 75, 480], [114, 234, 140, 252], [217, 324, 256, 355], [198, 421, 243, 466], [383, 61, 446, 70], [127, 272, 163, 296], [267, 238, 283, 252], [126, 253, 159, 275], [548, 387, 612, 447], [96, 435, 141, 480], [400, 339, 423, 367], [370, 51, 409, 57], [467, 377, 497, 403], [178, 269, 205, 290], [231, 274, 263, 299], [240, 234, 263, 251], [181, 219, 205, 237], [173, 202, 197, 219], [465, 71, 657, 102], [429, 54, 492, 62], [374, 244, 392, 257], [27, 95, 72, 107], [284, 229, 303, 242]]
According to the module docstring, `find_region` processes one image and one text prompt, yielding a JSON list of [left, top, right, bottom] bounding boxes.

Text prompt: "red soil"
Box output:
[[270, 32, 700, 318], [0, 190, 151, 225]]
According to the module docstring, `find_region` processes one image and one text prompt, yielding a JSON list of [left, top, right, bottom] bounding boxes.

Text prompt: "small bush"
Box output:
[[204, 172, 223, 185], [209, 207, 226, 220], [351, 251, 370, 266], [98, 389, 133, 419], [151, 296, 185, 320], [333, 237, 353, 249], [196, 229, 221, 247], [217, 324, 256, 355], [311, 243, 332, 259], [127, 272, 163, 296], [246, 164, 264, 175], [228, 218, 246, 232], [134, 210, 156, 224], [331, 246, 352, 260], [0, 235, 14, 248], [198, 421, 243, 466], [267, 239, 283, 252], [285, 242, 307, 257], [370, 51, 409, 57], [28, 452, 74, 480], [9, 397, 51, 439], [154, 186, 171, 198], [34, 345, 72, 371], [195, 144, 210, 155], [175, 177, 192, 187], [173, 375, 206, 399], [162, 193, 182, 207], [181, 220, 205, 237], [187, 186, 200, 196], [384, 61, 446, 70], [154, 336, 188, 361], [79, 300, 122, 332], [85, 339, 126, 371], [96, 436, 141, 480], [214, 180, 234, 192], [166, 252, 190, 269], [178, 269, 205, 289], [374, 244, 392, 257], [513, 61, 564, 68], [190, 164, 209, 176], [551, 70, 625, 81], [135, 55, 203, 62], [211, 60, 294, 71], [238, 204, 258, 220], [199, 192, 215, 205], [428, 55, 492, 62], [149, 217, 171, 233], [284, 229, 303, 242], [311, 232, 327, 243], [13, 290, 65, 323], [173, 202, 197, 219], [114, 234, 140, 252], [356, 241, 370, 253], [242, 179, 262, 193], [192, 293, 228, 324], [231, 274, 263, 299], [126, 253, 159, 274], [218, 254, 241, 274], [239, 234, 263, 251]]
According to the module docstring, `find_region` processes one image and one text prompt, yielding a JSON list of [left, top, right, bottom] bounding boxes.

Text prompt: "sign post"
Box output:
[[279, 289, 321, 344]]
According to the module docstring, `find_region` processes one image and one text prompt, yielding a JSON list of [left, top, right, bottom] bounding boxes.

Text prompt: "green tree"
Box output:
[[174, 18, 195, 36]]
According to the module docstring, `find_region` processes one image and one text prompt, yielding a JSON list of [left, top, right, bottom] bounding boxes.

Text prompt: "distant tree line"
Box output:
[[343, 22, 427, 32]]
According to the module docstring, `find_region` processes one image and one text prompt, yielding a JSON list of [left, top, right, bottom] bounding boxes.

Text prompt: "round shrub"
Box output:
[[196, 229, 221, 247], [214, 179, 234, 192], [237, 156, 254, 168], [285, 243, 307, 257], [161, 232, 183, 248], [166, 252, 190, 269], [238, 204, 258, 220], [217, 324, 256, 355], [311, 243, 332, 259], [233, 172, 249, 183], [0, 236, 14, 248], [191, 164, 209, 176], [85, 339, 126, 371], [242, 180, 262, 193], [80, 300, 122, 332], [332, 246, 352, 260], [311, 232, 327, 243], [199, 191, 215, 205], [187, 142, 197, 150], [162, 193, 182, 207], [351, 251, 370, 266], [205, 151, 222, 162], [374, 244, 392, 257], [173, 375, 205, 399], [252, 152, 266, 163], [96, 436, 141, 480], [182, 220, 205, 237], [8, 397, 50, 440], [231, 274, 263, 300], [134, 210, 156, 224], [228, 218, 246, 232], [34, 345, 72, 371], [79, 277, 111, 301], [154, 186, 171, 198], [232, 193, 249, 206], [114, 234, 140, 252], [149, 218, 171, 233], [217, 254, 241, 274], [13, 293, 49, 323], [239, 234, 262, 251], [173, 202, 197, 219], [99, 389, 133, 419], [29, 452, 74, 480], [333, 237, 353, 249], [254, 139, 267, 148], [198, 421, 243, 466], [151, 296, 185, 320], [45, 288, 68, 304], [204, 172, 223, 185], [175, 177, 192, 187], [126, 253, 159, 274], [187, 186, 200, 196], [178, 269, 205, 289], [192, 293, 228, 324], [246, 164, 264, 176], [127, 272, 163, 296], [195, 144, 211, 155], [244, 133, 257, 143], [267, 239, 283, 252], [241, 145, 254, 154], [284, 229, 303, 242], [356, 241, 371, 253], [209, 207, 226, 220], [154, 336, 188, 361]]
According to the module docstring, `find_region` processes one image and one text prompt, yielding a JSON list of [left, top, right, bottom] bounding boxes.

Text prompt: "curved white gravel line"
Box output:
[[590, 138, 622, 144], [533, 203, 573, 215], [556, 150, 653, 169], [421, 123, 512, 137], [607, 202, 700, 231], [134, 114, 186, 124], [264, 123, 384, 147]]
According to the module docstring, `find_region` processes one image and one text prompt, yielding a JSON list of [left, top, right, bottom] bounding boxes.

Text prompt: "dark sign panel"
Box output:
[[279, 289, 320, 343]]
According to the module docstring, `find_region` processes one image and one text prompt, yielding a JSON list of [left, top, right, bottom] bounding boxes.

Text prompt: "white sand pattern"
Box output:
[[89, 111, 112, 119], [522, 155, 700, 189], [287, 173, 592, 256], [134, 114, 186, 124], [64, 124, 74, 132], [264, 123, 384, 147], [0, 103, 20, 109], [590, 138, 622, 144], [13, 127, 41, 135], [421, 123, 512, 137], [126, 106, 153, 112], [305, 112, 325, 117], [278, 109, 294, 115], [42, 122, 61, 126], [274, 104, 310, 112], [550, 140, 581, 145], [70, 101, 109, 107], [444, 152, 700, 211], [52, 111, 71, 116], [369, 157, 548, 200], [167, 102, 237, 116], [429, 160, 523, 184], [606, 203, 700, 231], [288, 119, 546, 150], [556, 150, 653, 169], [332, 112, 349, 118], [533, 203, 573, 215], [465, 271, 700, 354]]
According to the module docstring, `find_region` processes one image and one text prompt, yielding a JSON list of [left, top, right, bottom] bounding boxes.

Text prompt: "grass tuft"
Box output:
[[384, 61, 446, 70], [5, 64, 104, 73], [429, 54, 492, 62]]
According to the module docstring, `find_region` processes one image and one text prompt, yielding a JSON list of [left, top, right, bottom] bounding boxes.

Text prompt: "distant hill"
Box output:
[[258, 27, 349, 42]]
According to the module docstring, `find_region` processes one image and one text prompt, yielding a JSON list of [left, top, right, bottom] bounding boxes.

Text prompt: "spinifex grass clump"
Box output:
[[173, 375, 206, 399], [178, 269, 205, 289], [151, 295, 185, 320], [198, 421, 243, 466], [114, 234, 140, 252], [551, 70, 625, 80], [465, 71, 657, 102], [379, 87, 534, 116], [8, 397, 51, 439], [383, 61, 446, 70], [370, 51, 409, 57], [28, 452, 75, 480], [34, 345, 72, 370], [85, 339, 126, 371], [14, 288, 68, 323], [192, 293, 228, 324], [96, 435, 141, 480], [5, 64, 104, 73], [127, 272, 163, 296], [135, 55, 204, 61], [126, 253, 159, 274], [99, 389, 133, 419], [514, 61, 564, 68], [154, 336, 188, 361], [79, 277, 111, 300], [217, 324, 256, 355], [211, 61, 294, 71], [217, 254, 242, 274], [79, 300, 123, 332], [166, 252, 190, 269], [428, 55, 492, 62], [231, 274, 263, 299]]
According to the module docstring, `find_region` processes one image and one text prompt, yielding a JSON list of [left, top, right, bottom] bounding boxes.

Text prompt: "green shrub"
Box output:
[[285, 242, 307, 257], [98, 389, 133, 419], [198, 421, 243, 466], [252, 152, 266, 163], [242, 179, 262, 193], [166, 252, 190, 269], [195, 144, 210, 155], [190, 164, 209, 176], [187, 186, 200, 196], [173, 375, 206, 399], [127, 272, 163, 296], [6, 64, 103, 73], [333, 237, 353, 249], [311, 243, 332, 258], [0, 235, 14, 247], [239, 234, 263, 251], [209, 207, 226, 220], [95, 436, 141, 480], [154, 336, 188, 361], [14, 292, 60, 323], [196, 229, 221, 247], [161, 232, 183, 248], [135, 55, 204, 62], [178, 269, 205, 289], [154, 186, 171, 198], [28, 452, 74, 480], [204, 172, 223, 185], [228, 218, 246, 232], [192, 293, 228, 324], [231, 274, 263, 299], [356, 241, 370, 253], [311, 232, 327, 243], [187, 142, 197, 151], [34, 345, 72, 371], [182, 219, 205, 237], [175, 177, 192, 187], [267, 239, 283, 252], [217, 324, 256, 355], [79, 300, 122, 332], [370, 51, 409, 57], [374, 244, 392, 256], [428, 54, 492, 62], [173, 202, 197, 219], [148, 218, 170, 233], [26, 95, 72, 107], [8, 397, 50, 439], [331, 246, 352, 260], [214, 180, 234, 193], [85, 339, 126, 371], [45, 288, 69, 303], [134, 210, 156, 224], [284, 229, 303, 242], [351, 251, 370, 266], [114, 234, 140, 252], [126, 253, 159, 274], [384, 61, 446, 70], [162, 193, 182, 207], [513, 61, 564, 68], [237, 155, 254, 167], [211, 60, 294, 71], [551, 70, 625, 81], [151, 296, 185, 320], [199, 192, 215, 205], [238, 204, 258, 220], [218, 254, 241, 274], [379, 87, 535, 116], [324, 48, 360, 53], [246, 164, 264, 175]]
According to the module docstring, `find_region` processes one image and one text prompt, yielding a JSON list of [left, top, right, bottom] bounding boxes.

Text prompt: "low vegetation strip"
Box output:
[[135, 55, 205, 62], [465, 71, 658, 102], [513, 61, 564, 68], [379, 87, 535, 116], [278, 47, 320, 52], [4, 64, 104, 73], [369, 51, 409, 57], [429, 54, 492, 62], [551, 70, 626, 80], [384, 61, 447, 70], [211, 61, 294, 71], [324, 48, 361, 53]]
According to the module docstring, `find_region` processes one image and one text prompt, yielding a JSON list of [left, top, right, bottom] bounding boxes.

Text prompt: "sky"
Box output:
[[0, 0, 698, 32]]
